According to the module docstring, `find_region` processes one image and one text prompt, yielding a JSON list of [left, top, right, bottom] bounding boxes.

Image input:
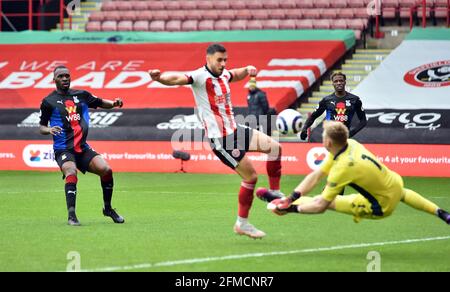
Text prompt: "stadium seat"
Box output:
[[313, 19, 331, 29], [147, 1, 165, 11], [229, 0, 246, 10], [253, 10, 270, 20], [354, 29, 362, 40], [339, 8, 355, 18], [279, 0, 297, 9], [246, 20, 264, 29], [121, 11, 137, 21], [103, 11, 121, 21], [246, 0, 264, 9], [165, 1, 181, 11], [230, 20, 247, 30], [262, 19, 280, 29], [89, 11, 104, 22], [102, 20, 117, 31], [169, 10, 186, 21], [184, 11, 203, 20], [295, 0, 314, 9], [198, 20, 214, 30], [152, 11, 170, 21], [149, 20, 165, 31], [263, 0, 281, 9], [332, 19, 348, 29], [346, 18, 365, 30], [133, 20, 149, 31], [434, 7, 450, 18], [348, 0, 366, 8], [101, 1, 116, 11], [279, 19, 296, 29], [285, 9, 303, 19], [86, 21, 101, 32], [115, 1, 131, 11], [213, 1, 230, 10], [117, 20, 133, 31], [322, 9, 338, 19], [383, 7, 397, 19], [197, 1, 214, 10], [181, 20, 198, 31], [314, 0, 331, 9], [353, 7, 370, 18], [303, 9, 322, 19], [165, 20, 182, 31], [330, 0, 348, 9], [214, 20, 231, 30], [135, 11, 152, 21], [235, 10, 252, 20], [179, 1, 197, 10], [271, 9, 286, 19], [383, 0, 400, 8], [295, 19, 314, 29], [435, 0, 450, 7], [202, 10, 220, 20]]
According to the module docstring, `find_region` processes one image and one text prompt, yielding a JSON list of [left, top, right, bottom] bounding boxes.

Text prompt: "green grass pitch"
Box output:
[[0, 171, 449, 272]]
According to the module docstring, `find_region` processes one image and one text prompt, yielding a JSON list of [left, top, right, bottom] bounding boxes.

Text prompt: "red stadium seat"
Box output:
[[102, 20, 117, 31], [214, 20, 231, 30], [152, 10, 170, 21], [295, 19, 313, 29], [89, 11, 104, 22], [103, 11, 121, 21], [262, 19, 280, 29], [135, 11, 152, 21], [285, 9, 303, 19], [101, 1, 116, 11], [279, 0, 297, 9], [303, 9, 322, 19], [229, 0, 246, 10], [346, 18, 365, 30], [263, 0, 281, 9], [149, 20, 165, 31], [246, 0, 264, 9], [354, 30, 362, 40], [181, 20, 198, 31], [184, 11, 203, 20], [279, 19, 296, 29], [235, 10, 252, 20], [117, 20, 133, 31], [338, 8, 355, 18], [252, 9, 270, 20], [270, 9, 286, 19], [198, 20, 214, 30], [165, 1, 181, 10], [330, 0, 348, 9], [197, 1, 214, 10], [313, 19, 331, 29], [213, 1, 230, 10], [436, 0, 449, 7], [202, 10, 220, 20], [383, 0, 399, 8], [314, 0, 331, 8], [121, 11, 137, 21], [129, 1, 147, 11], [179, 1, 197, 10], [322, 9, 338, 19], [331, 18, 348, 29], [86, 21, 101, 32], [115, 1, 131, 11], [382, 7, 397, 19], [246, 20, 264, 29], [434, 7, 450, 18], [133, 20, 149, 31], [353, 7, 370, 18], [295, 0, 314, 9], [347, 0, 365, 8], [147, 1, 165, 10], [165, 20, 182, 31], [169, 11, 186, 21], [231, 20, 247, 30]]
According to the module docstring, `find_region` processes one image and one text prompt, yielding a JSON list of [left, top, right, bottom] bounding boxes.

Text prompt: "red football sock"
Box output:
[[238, 179, 257, 218], [266, 151, 282, 191]]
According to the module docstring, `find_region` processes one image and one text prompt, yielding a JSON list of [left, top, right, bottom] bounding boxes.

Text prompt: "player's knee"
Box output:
[[245, 173, 258, 184], [101, 166, 113, 178]]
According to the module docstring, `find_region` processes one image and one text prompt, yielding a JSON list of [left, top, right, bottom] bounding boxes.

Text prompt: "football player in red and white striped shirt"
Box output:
[[149, 44, 283, 239]]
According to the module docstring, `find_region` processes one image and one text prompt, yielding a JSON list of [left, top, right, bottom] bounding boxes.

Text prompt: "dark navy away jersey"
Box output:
[[39, 89, 102, 152]]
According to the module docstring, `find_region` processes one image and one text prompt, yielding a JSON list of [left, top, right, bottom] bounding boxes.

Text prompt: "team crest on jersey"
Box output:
[[231, 149, 241, 158], [404, 60, 450, 87], [345, 100, 351, 107], [73, 96, 79, 103]]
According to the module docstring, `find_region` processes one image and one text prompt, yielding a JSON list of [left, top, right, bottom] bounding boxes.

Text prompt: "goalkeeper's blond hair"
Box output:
[[323, 121, 349, 147]]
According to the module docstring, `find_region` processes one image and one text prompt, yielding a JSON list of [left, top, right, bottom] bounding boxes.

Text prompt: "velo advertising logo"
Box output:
[[22, 144, 58, 168], [306, 147, 328, 171], [404, 60, 450, 87]]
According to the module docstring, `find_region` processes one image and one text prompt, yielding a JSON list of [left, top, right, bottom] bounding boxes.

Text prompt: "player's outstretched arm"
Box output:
[[148, 69, 190, 86], [99, 98, 123, 109], [229, 65, 257, 82]]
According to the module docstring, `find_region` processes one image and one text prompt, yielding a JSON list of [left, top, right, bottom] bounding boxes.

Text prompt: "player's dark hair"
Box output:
[[331, 72, 346, 81], [207, 43, 226, 55], [53, 65, 68, 73]]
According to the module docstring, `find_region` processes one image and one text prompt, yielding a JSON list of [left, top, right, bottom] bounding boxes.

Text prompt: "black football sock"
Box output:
[[101, 170, 114, 210], [65, 175, 78, 216]]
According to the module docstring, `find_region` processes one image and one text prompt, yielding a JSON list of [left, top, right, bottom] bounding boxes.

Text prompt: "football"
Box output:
[[276, 109, 303, 135]]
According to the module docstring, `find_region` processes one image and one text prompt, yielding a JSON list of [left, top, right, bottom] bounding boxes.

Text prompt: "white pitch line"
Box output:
[[82, 235, 450, 272]]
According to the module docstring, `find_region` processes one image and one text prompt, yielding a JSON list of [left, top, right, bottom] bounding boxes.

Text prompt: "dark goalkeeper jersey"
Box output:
[[39, 89, 102, 152]]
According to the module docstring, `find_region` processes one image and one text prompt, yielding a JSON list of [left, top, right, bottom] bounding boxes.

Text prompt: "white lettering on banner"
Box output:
[[76, 61, 96, 71], [101, 61, 122, 71], [0, 153, 15, 159], [0, 61, 9, 69], [35, 73, 56, 88], [105, 71, 151, 88], [377, 156, 450, 165], [0, 72, 43, 89], [123, 61, 144, 71], [366, 112, 441, 130], [19, 61, 48, 71]]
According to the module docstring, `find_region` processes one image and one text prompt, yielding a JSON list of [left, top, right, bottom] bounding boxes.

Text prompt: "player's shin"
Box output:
[[237, 179, 257, 220], [266, 148, 282, 192], [401, 188, 438, 215]]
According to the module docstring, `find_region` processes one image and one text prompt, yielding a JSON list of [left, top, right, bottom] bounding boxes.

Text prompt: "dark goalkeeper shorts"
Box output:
[[55, 148, 100, 174], [209, 124, 254, 170]]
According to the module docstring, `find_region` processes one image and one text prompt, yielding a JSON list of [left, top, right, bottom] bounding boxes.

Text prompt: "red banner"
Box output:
[[0, 41, 346, 111], [1, 140, 449, 177]]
